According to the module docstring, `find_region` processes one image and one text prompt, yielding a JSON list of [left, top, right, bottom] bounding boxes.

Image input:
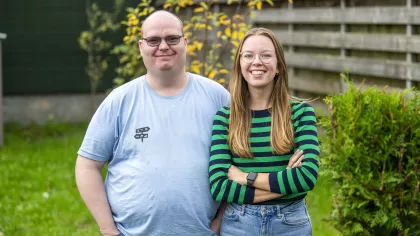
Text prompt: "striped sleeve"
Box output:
[[209, 107, 255, 204], [268, 103, 320, 194]]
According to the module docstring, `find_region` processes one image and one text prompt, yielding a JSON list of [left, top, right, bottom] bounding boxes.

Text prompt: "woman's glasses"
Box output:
[[240, 51, 275, 64]]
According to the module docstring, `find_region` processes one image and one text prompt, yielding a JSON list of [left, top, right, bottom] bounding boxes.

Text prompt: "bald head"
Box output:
[[141, 10, 184, 36]]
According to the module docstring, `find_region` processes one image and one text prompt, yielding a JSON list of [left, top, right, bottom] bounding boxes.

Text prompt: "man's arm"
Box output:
[[75, 155, 120, 236], [209, 202, 227, 235]]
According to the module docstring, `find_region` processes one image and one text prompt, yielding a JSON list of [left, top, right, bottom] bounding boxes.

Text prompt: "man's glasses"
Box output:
[[240, 51, 275, 64], [142, 35, 184, 47]]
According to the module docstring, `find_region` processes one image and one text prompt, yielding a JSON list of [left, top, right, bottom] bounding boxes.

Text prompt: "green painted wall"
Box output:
[[0, 0, 137, 95]]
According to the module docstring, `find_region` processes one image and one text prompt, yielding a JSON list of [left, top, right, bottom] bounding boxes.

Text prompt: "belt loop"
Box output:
[[240, 204, 245, 216], [276, 205, 281, 217]]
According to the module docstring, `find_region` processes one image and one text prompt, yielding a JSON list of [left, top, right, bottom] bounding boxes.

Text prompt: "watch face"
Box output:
[[246, 172, 257, 186], [247, 172, 257, 181]]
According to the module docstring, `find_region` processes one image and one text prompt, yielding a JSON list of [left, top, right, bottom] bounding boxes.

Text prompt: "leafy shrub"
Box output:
[[320, 79, 420, 236]]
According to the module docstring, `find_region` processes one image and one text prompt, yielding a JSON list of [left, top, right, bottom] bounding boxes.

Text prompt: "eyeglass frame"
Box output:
[[141, 35, 184, 47], [239, 50, 276, 64]]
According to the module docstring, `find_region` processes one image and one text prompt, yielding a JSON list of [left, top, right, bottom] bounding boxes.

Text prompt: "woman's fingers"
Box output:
[[287, 150, 304, 168], [292, 155, 304, 168]]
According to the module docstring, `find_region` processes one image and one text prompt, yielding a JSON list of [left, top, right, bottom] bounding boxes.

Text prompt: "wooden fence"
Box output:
[[253, 0, 420, 105]]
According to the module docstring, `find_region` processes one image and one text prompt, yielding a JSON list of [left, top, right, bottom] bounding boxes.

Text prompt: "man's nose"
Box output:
[[158, 39, 169, 50]]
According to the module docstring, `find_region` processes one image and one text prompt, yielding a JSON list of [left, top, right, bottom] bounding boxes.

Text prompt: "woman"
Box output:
[[208, 27, 320, 236]]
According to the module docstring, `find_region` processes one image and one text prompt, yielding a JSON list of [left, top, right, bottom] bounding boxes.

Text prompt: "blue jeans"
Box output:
[[220, 199, 312, 236]]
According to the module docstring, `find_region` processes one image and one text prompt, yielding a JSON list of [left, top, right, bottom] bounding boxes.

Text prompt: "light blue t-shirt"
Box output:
[[78, 73, 230, 236]]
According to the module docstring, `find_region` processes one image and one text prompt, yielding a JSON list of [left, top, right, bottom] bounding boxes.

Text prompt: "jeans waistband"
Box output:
[[228, 199, 306, 217]]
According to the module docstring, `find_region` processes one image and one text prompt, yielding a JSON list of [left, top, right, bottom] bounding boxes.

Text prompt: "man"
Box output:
[[75, 10, 229, 236]]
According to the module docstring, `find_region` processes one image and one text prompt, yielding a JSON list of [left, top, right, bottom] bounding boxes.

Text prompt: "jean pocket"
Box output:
[[283, 204, 310, 227], [222, 204, 239, 221]]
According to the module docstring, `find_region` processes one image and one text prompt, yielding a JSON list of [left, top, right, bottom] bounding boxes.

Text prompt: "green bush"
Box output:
[[319, 79, 420, 236]]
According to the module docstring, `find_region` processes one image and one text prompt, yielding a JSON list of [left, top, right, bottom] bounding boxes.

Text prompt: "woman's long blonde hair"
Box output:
[[228, 27, 295, 158]]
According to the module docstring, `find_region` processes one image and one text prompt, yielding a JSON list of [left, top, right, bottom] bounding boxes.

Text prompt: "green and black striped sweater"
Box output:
[[209, 102, 320, 205]]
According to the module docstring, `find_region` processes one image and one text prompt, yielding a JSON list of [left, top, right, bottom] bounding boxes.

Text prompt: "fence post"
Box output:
[[0, 32, 7, 147], [406, 0, 413, 89]]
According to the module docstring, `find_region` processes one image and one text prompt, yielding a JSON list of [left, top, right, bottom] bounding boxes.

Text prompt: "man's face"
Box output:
[[139, 15, 187, 73]]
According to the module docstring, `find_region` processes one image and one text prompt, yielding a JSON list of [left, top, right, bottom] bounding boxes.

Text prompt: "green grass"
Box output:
[[0, 123, 340, 236], [307, 177, 341, 236]]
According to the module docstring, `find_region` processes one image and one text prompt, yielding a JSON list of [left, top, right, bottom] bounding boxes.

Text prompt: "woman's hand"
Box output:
[[287, 149, 304, 169], [228, 165, 248, 185]]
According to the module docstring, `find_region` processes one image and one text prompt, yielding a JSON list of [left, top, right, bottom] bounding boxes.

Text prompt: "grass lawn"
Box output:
[[0, 123, 340, 236]]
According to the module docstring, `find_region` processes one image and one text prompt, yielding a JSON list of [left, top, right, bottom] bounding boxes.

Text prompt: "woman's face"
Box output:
[[239, 35, 278, 90]]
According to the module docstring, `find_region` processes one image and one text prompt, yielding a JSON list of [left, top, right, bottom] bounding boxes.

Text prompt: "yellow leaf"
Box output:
[[288, 0, 293, 3], [256, 2, 262, 10], [217, 31, 222, 38], [231, 41, 239, 47], [233, 14, 243, 20], [215, 43, 222, 48], [123, 36, 130, 42], [187, 45, 196, 53], [238, 31, 244, 39], [207, 25, 212, 31], [194, 7, 204, 13], [183, 24, 191, 31], [191, 65, 200, 74], [208, 70, 217, 79], [218, 78, 226, 84], [219, 69, 229, 74], [232, 31, 237, 40], [225, 28, 231, 37], [195, 42, 203, 51], [248, 1, 255, 6], [163, 3, 172, 8], [191, 60, 201, 65], [199, 24, 206, 29], [251, 11, 256, 20]]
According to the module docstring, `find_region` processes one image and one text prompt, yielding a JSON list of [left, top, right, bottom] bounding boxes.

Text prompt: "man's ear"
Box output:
[[183, 36, 188, 45], [138, 40, 143, 55]]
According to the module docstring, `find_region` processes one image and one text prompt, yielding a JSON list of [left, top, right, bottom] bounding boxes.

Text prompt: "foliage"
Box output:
[[78, 0, 125, 114], [112, 0, 276, 88], [319, 75, 420, 236]]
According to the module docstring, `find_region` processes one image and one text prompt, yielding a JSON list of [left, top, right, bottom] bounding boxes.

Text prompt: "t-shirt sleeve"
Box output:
[[222, 88, 230, 107], [77, 93, 119, 162]]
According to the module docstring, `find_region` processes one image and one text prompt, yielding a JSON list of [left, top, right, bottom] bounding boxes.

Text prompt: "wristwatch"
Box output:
[[246, 172, 258, 187]]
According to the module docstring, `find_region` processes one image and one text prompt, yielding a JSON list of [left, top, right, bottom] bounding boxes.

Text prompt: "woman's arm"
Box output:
[[209, 108, 255, 204]]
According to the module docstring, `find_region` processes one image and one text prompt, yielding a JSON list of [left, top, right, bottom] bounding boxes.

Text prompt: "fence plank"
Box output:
[[285, 53, 420, 81], [255, 7, 420, 24], [274, 30, 420, 53], [288, 74, 342, 94]]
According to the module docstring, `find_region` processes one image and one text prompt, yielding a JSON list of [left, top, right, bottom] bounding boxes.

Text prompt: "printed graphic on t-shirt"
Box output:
[[134, 127, 150, 142]]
